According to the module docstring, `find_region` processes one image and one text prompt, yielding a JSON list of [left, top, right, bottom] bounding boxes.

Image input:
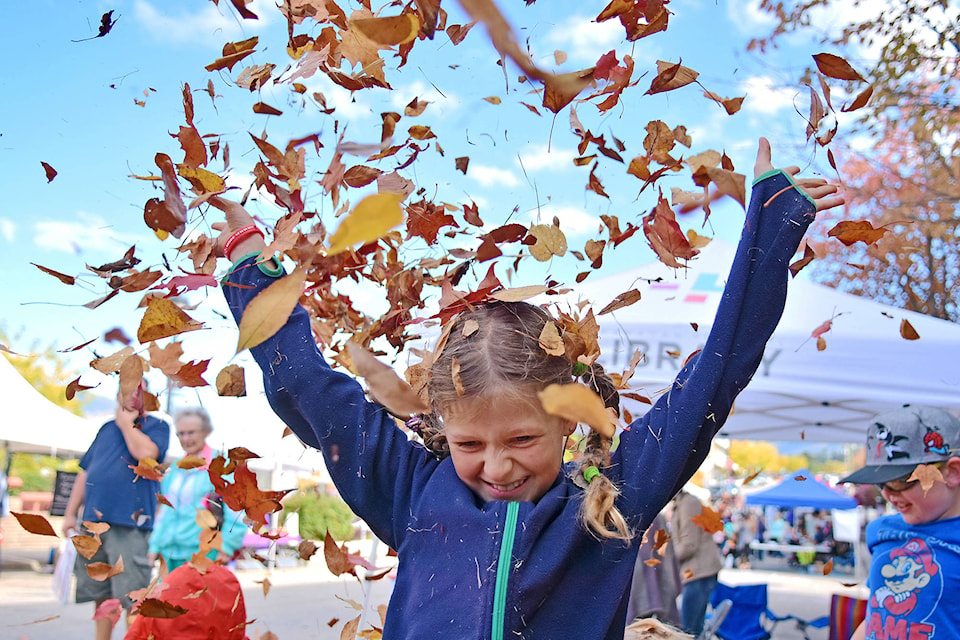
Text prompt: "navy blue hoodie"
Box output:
[[223, 170, 816, 640]]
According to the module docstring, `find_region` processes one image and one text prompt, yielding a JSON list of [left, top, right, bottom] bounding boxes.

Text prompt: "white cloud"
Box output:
[[33, 213, 134, 254], [727, 0, 778, 34], [539, 15, 626, 65], [388, 81, 463, 118], [469, 164, 521, 187], [527, 204, 600, 237], [516, 144, 575, 172], [739, 75, 799, 116], [0, 218, 15, 243], [134, 0, 275, 44]]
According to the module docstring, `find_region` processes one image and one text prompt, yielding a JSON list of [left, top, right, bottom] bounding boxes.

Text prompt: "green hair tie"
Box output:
[[583, 465, 601, 484]]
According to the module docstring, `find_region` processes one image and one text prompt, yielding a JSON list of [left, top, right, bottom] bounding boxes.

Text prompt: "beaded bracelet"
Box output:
[[223, 224, 265, 260]]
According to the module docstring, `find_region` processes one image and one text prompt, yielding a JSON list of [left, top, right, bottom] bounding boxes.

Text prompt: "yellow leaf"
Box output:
[[327, 193, 404, 255], [538, 383, 616, 439], [528, 224, 567, 261], [176, 164, 226, 194], [483, 96, 502, 105], [137, 298, 203, 343], [236, 267, 307, 353], [349, 14, 420, 46], [538, 321, 565, 356], [908, 463, 945, 495], [490, 285, 548, 302]]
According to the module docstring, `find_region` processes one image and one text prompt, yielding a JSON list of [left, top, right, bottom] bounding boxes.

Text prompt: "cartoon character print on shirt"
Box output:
[[867, 538, 941, 639]]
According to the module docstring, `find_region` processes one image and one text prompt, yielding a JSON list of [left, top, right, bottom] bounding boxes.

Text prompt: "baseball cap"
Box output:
[[839, 404, 960, 485]]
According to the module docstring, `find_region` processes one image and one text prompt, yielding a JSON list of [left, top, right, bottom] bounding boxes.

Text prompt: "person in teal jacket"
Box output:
[[148, 407, 247, 571], [212, 139, 843, 639]]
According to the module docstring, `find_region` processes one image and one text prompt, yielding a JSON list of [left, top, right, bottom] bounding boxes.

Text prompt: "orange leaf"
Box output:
[[827, 220, 889, 246], [130, 459, 166, 482], [690, 505, 724, 534], [900, 319, 920, 341], [813, 53, 864, 82], [216, 364, 247, 397], [72, 534, 103, 560], [789, 244, 816, 277], [822, 558, 834, 575], [176, 455, 207, 470], [11, 512, 58, 537], [252, 102, 283, 116], [598, 289, 642, 315], [236, 266, 307, 353]]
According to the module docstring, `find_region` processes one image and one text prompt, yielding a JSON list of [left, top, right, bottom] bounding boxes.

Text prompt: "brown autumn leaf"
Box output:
[[702, 91, 744, 115], [204, 37, 259, 72], [451, 356, 465, 397], [118, 355, 145, 407], [168, 360, 210, 388], [71, 534, 102, 559], [343, 165, 383, 188], [177, 455, 207, 470], [236, 266, 307, 353], [322, 531, 377, 578], [216, 364, 247, 397], [66, 377, 96, 401], [527, 224, 568, 261], [130, 459, 166, 482], [91, 346, 135, 375], [87, 556, 125, 581], [11, 512, 58, 537], [41, 161, 58, 182], [813, 52, 865, 82], [789, 243, 816, 277], [827, 220, 889, 246], [538, 322, 565, 357], [842, 85, 873, 112], [148, 341, 185, 377], [598, 289, 642, 315], [83, 522, 111, 536], [137, 298, 203, 343], [298, 539, 320, 560], [642, 195, 699, 268], [822, 558, 834, 576], [346, 342, 429, 416], [350, 13, 420, 45], [538, 384, 616, 439], [32, 263, 75, 285], [908, 463, 945, 495], [156, 493, 174, 509], [489, 285, 549, 302], [252, 102, 282, 116], [212, 461, 290, 526], [227, 447, 261, 463], [646, 60, 698, 95], [900, 319, 920, 341], [404, 97, 429, 116], [455, 157, 470, 175], [137, 598, 189, 619], [690, 505, 724, 534]]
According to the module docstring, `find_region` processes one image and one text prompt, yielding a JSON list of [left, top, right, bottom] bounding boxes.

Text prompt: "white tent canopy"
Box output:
[[0, 354, 101, 458], [577, 240, 960, 442]]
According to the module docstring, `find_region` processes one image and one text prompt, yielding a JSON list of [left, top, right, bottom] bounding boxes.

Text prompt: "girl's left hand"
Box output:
[[754, 137, 845, 213]]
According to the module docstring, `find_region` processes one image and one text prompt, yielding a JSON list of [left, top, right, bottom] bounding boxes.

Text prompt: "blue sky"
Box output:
[[0, 0, 854, 453]]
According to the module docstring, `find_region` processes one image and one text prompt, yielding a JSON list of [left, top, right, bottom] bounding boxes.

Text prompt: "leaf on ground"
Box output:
[[538, 384, 616, 439], [137, 297, 203, 343], [236, 266, 307, 353], [327, 193, 404, 255], [11, 512, 58, 537], [346, 342, 429, 416], [87, 556, 125, 581]]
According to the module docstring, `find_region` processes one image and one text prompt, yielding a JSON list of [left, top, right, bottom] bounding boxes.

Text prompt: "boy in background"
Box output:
[[840, 405, 960, 640]]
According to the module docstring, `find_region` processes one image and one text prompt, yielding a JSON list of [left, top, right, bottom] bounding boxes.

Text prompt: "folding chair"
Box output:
[[828, 594, 868, 640], [708, 583, 795, 640], [698, 598, 732, 640]]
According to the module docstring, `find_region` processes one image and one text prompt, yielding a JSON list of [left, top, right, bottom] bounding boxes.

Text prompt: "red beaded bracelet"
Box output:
[[223, 224, 265, 260]]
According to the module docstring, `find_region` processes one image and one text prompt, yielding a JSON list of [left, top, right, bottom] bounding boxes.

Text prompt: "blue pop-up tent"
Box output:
[[744, 469, 857, 510]]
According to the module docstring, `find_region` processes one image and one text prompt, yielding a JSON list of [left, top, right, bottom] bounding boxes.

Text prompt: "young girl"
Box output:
[[212, 138, 842, 640]]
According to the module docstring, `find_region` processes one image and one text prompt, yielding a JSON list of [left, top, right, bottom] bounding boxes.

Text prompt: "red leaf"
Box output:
[[32, 263, 75, 285], [41, 161, 58, 182], [12, 512, 59, 537], [813, 53, 864, 82]]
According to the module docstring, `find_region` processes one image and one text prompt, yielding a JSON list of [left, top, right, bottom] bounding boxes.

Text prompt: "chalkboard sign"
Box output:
[[50, 470, 78, 517]]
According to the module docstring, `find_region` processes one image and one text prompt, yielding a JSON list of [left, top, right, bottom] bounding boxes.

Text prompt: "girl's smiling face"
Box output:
[[442, 394, 575, 504]]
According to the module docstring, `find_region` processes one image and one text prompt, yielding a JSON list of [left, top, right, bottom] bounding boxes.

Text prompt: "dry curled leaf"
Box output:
[[346, 342, 430, 416], [236, 267, 307, 353], [538, 383, 616, 439], [11, 512, 58, 537]]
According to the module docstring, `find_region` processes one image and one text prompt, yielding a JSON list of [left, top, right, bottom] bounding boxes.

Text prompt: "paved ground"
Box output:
[[0, 544, 869, 640]]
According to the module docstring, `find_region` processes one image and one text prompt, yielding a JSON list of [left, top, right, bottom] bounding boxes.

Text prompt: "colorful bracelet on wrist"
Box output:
[[223, 224, 265, 260]]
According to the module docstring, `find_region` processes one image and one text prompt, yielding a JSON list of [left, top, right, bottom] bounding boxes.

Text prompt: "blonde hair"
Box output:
[[420, 301, 631, 541]]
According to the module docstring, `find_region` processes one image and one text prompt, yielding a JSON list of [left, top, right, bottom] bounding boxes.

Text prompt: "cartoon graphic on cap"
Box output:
[[871, 538, 940, 617], [922, 423, 950, 456], [876, 423, 910, 462]]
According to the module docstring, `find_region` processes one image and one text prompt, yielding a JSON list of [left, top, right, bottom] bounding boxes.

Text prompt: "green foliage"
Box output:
[[283, 490, 356, 542], [3, 453, 79, 494]]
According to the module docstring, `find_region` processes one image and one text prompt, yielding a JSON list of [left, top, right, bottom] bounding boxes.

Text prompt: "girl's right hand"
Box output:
[[209, 196, 267, 260]]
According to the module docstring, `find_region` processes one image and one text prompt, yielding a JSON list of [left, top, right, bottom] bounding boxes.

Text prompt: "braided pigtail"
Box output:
[[414, 412, 449, 459], [576, 363, 632, 541]]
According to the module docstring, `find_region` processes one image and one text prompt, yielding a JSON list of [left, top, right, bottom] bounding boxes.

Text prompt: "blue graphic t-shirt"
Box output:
[[863, 514, 960, 639]]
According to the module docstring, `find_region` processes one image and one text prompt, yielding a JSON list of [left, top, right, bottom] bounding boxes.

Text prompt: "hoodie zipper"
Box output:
[[492, 501, 519, 640]]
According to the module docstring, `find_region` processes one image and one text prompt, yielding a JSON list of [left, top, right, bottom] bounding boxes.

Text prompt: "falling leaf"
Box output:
[[177, 455, 207, 470], [643, 195, 699, 268], [11, 512, 58, 537], [156, 494, 174, 509], [900, 319, 920, 341], [690, 505, 724, 534], [538, 383, 616, 439], [598, 290, 642, 315], [813, 52, 865, 82], [298, 540, 320, 560], [350, 13, 420, 46], [32, 263, 75, 285], [168, 360, 210, 388], [822, 558, 834, 575], [66, 377, 96, 401], [346, 342, 429, 416], [87, 556, 125, 581], [842, 85, 873, 112], [789, 244, 816, 277], [70, 534, 102, 560], [490, 285, 549, 302], [137, 598, 189, 619], [646, 60, 699, 95], [538, 322, 565, 356], [252, 102, 283, 116], [137, 298, 203, 343], [322, 531, 377, 578], [236, 266, 307, 353], [527, 224, 567, 261], [455, 157, 470, 174], [827, 220, 889, 246], [118, 355, 145, 408], [327, 193, 404, 255], [210, 460, 290, 526], [216, 364, 247, 396], [908, 463, 944, 494], [130, 459, 166, 482]]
